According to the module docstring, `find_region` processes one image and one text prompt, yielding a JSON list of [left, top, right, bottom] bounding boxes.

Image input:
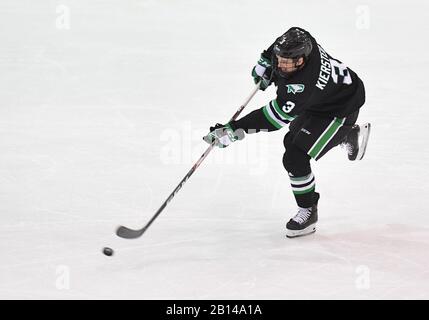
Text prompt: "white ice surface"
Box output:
[[1, 0, 429, 299]]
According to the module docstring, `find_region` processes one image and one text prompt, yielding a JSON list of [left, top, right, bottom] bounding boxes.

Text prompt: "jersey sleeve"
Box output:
[[259, 98, 298, 129], [231, 98, 297, 133]]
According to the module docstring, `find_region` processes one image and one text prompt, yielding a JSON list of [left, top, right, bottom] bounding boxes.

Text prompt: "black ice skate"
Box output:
[[286, 193, 319, 238], [343, 123, 371, 161]]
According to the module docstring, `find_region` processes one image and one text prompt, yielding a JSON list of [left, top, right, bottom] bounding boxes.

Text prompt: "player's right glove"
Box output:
[[251, 55, 273, 91]]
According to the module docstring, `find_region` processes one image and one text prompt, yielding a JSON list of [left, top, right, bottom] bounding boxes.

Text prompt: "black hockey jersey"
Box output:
[[233, 27, 365, 132]]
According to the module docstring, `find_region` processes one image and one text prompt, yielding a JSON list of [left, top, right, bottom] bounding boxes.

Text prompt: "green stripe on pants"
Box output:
[[308, 117, 345, 159]]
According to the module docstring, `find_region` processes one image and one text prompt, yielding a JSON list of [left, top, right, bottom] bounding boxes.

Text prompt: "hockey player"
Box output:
[[204, 27, 371, 238]]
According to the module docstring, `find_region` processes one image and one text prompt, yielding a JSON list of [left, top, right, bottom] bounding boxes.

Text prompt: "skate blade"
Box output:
[[355, 123, 371, 161], [286, 223, 317, 238]]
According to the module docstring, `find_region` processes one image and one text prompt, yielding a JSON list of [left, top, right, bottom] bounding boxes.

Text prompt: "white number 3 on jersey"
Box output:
[[330, 59, 352, 85], [282, 101, 295, 113]]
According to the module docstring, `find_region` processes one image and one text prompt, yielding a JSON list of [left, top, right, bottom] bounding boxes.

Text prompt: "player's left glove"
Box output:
[[203, 123, 244, 148]]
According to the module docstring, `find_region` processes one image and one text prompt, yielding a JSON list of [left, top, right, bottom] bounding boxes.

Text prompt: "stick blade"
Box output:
[[116, 225, 145, 239]]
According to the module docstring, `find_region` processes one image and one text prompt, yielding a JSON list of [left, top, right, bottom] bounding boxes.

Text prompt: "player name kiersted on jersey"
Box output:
[[166, 304, 200, 317], [316, 45, 331, 90]]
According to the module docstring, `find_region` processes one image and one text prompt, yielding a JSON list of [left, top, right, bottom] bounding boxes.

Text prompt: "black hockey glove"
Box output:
[[251, 55, 273, 91], [203, 123, 245, 148]]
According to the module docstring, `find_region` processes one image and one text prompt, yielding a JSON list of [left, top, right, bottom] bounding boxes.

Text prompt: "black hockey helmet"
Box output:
[[273, 27, 313, 60]]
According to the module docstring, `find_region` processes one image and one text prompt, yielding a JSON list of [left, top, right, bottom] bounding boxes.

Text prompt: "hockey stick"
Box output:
[[116, 82, 261, 239]]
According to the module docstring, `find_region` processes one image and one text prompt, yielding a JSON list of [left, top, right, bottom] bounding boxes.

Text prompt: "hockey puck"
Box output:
[[102, 247, 114, 256]]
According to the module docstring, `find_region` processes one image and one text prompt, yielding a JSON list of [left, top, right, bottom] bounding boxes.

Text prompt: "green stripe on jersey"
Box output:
[[262, 106, 283, 129], [272, 100, 296, 121]]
